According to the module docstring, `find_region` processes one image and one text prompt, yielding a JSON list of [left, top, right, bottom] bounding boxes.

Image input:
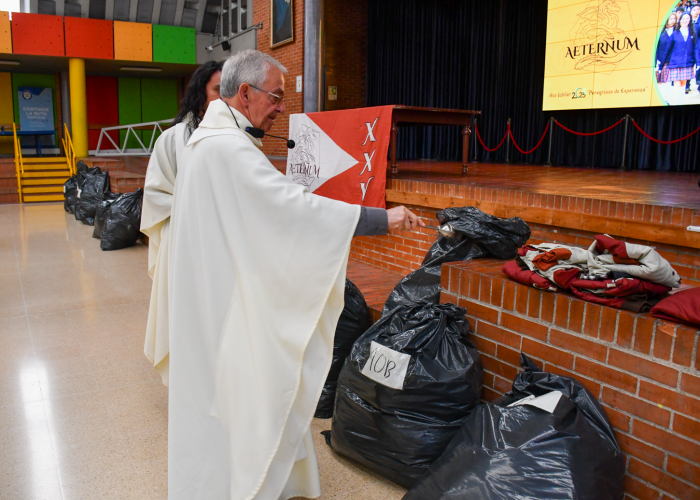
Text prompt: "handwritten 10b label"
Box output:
[[361, 341, 411, 390]]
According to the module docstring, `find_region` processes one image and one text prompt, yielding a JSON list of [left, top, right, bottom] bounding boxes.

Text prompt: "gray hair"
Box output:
[[219, 50, 287, 98]]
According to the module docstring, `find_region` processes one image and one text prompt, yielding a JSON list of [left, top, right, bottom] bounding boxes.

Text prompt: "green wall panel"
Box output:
[[140, 78, 178, 146], [152, 25, 195, 64], [11, 73, 57, 147], [118, 77, 143, 149]]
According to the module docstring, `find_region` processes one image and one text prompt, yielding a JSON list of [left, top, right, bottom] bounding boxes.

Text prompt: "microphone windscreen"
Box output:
[[244, 126, 265, 139], [287, 140, 295, 149]]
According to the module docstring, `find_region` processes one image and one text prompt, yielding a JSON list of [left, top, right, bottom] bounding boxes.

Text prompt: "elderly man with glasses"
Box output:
[[166, 49, 421, 500]]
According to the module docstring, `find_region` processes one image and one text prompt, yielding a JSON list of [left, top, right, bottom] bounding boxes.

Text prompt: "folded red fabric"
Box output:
[[651, 287, 700, 328]]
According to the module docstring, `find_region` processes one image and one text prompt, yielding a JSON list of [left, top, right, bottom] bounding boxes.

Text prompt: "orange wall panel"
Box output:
[[113, 21, 152, 62], [0, 12, 11, 54], [11, 13, 64, 57], [65, 17, 113, 59]]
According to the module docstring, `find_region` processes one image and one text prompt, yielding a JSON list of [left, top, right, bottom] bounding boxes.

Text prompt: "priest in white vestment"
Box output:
[[167, 49, 422, 500], [141, 61, 223, 386]]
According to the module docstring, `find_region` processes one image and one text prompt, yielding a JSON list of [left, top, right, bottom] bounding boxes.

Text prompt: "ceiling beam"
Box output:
[[105, 0, 114, 19], [151, 0, 162, 24], [173, 0, 185, 25], [129, 0, 138, 21]]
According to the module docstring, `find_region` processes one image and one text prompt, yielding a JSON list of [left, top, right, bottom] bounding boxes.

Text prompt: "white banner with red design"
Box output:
[[286, 106, 393, 208]]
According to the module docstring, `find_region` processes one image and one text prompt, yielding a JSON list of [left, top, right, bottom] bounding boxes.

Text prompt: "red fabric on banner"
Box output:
[[290, 105, 393, 208]]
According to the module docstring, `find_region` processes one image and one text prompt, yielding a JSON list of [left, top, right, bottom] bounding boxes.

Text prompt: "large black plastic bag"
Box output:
[[315, 279, 372, 419], [63, 175, 78, 214], [76, 167, 111, 226], [383, 207, 530, 314], [92, 192, 121, 239], [100, 189, 143, 251], [73, 161, 90, 220], [404, 354, 625, 500], [323, 302, 483, 488]]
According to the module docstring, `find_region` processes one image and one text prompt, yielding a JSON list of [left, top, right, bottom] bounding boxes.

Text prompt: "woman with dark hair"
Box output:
[[141, 60, 223, 385], [666, 12, 697, 104], [657, 12, 677, 103]]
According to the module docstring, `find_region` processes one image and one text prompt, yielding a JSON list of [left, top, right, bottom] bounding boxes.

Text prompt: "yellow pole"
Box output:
[[68, 58, 88, 158]]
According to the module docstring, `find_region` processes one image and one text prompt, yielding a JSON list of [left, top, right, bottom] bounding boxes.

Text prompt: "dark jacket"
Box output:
[[667, 29, 697, 68], [657, 29, 674, 66]]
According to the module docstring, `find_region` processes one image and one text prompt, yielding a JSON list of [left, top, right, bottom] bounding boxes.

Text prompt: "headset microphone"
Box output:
[[245, 127, 295, 149], [222, 99, 295, 149]]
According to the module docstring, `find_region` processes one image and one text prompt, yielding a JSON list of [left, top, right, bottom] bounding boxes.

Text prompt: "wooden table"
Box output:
[[390, 106, 481, 176]]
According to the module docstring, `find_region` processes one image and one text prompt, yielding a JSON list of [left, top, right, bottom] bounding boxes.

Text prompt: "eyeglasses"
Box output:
[[248, 84, 285, 105]]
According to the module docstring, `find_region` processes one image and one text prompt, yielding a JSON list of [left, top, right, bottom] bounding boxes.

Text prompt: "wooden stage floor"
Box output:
[[394, 160, 700, 209], [391, 161, 700, 210], [270, 159, 700, 211]]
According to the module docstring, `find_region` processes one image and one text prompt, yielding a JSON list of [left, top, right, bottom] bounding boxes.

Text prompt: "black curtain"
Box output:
[[367, 0, 700, 171]]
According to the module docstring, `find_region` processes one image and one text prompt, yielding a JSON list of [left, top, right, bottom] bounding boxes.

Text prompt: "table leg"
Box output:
[[390, 122, 398, 176], [461, 123, 471, 176]]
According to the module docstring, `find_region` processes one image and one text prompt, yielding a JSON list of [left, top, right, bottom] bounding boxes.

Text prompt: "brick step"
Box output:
[[22, 171, 72, 178], [21, 178, 70, 186], [22, 194, 63, 203], [22, 186, 64, 194], [22, 163, 70, 170], [23, 157, 66, 164]]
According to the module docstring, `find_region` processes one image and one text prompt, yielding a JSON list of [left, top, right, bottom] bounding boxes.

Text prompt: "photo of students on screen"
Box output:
[[655, 6, 700, 105]]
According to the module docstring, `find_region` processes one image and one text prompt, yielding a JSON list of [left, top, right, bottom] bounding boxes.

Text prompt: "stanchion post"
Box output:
[[472, 118, 479, 163], [620, 114, 630, 170], [505, 118, 511, 164], [546, 117, 554, 166]]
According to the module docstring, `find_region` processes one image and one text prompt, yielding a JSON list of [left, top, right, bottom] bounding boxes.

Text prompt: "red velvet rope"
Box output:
[[507, 121, 550, 155], [554, 117, 625, 136], [475, 121, 508, 152], [631, 119, 700, 145]]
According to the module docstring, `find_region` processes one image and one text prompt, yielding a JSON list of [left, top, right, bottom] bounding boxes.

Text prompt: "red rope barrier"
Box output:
[[631, 119, 700, 145], [475, 121, 508, 152], [554, 117, 625, 136], [507, 121, 550, 155]]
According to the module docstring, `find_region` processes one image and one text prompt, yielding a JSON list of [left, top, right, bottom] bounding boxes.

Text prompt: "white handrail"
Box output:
[[95, 119, 174, 156]]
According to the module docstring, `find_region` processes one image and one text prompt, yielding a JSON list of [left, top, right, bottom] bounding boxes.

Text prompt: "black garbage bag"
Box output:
[[404, 354, 625, 500], [74, 161, 90, 220], [323, 302, 482, 488], [76, 167, 111, 226], [100, 189, 143, 251], [315, 279, 372, 419], [383, 206, 530, 314], [63, 175, 78, 214], [92, 192, 121, 239]]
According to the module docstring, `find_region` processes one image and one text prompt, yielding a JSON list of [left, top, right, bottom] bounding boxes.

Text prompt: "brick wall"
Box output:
[[350, 201, 700, 289], [441, 259, 700, 500], [253, 0, 305, 157], [324, 0, 367, 111], [350, 202, 436, 275]]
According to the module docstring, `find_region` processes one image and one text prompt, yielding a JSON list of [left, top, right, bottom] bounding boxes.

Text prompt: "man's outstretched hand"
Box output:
[[386, 206, 425, 232]]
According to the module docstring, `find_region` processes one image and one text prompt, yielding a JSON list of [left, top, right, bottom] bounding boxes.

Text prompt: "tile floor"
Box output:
[[0, 203, 406, 500]]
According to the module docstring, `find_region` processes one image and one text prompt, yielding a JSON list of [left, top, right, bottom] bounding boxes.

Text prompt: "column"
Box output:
[[68, 58, 88, 158], [303, 0, 324, 113]]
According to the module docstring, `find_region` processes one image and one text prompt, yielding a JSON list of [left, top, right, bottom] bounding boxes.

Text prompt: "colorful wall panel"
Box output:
[[0, 72, 14, 154], [118, 77, 143, 149], [114, 21, 152, 62], [11, 13, 64, 57], [153, 25, 195, 64], [141, 78, 178, 145], [87, 76, 119, 150], [0, 12, 11, 54], [65, 17, 114, 60]]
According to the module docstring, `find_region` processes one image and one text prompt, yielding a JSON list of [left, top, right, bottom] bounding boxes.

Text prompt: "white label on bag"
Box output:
[[63, 185, 66, 193], [361, 341, 411, 390], [508, 390, 563, 414]]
